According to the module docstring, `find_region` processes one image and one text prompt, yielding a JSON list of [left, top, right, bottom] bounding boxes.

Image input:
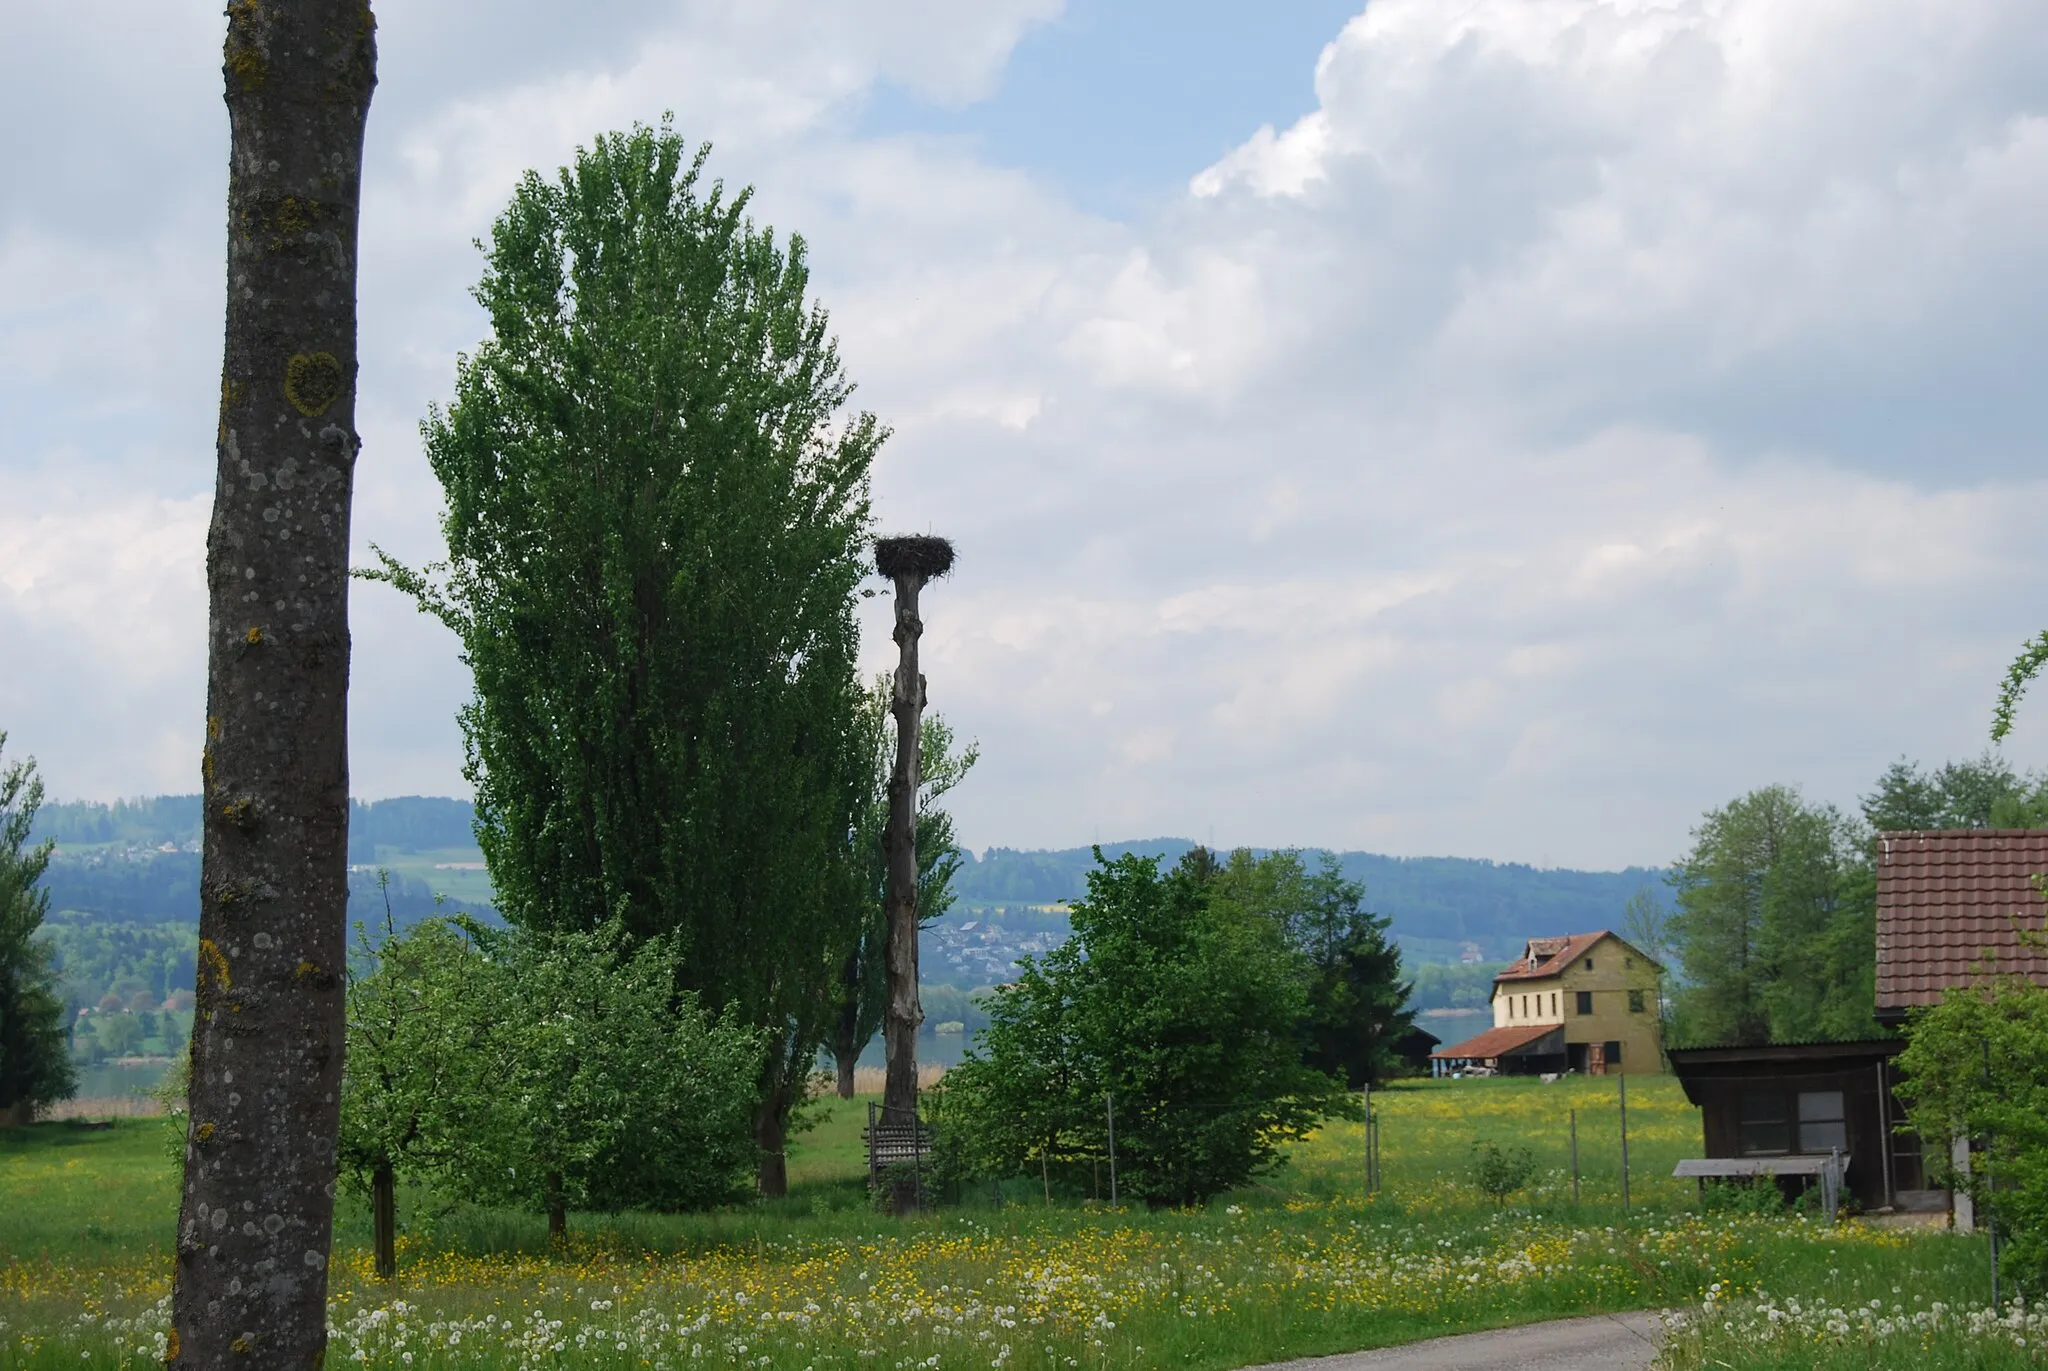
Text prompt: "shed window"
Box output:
[[1798, 1091, 1847, 1154], [1739, 1092, 1791, 1156], [1575, 990, 1593, 1015], [1628, 989, 1646, 1013]]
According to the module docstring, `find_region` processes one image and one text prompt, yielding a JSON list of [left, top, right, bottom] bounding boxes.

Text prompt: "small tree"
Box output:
[[949, 851, 1355, 1207], [338, 915, 495, 1276], [1894, 947, 2048, 1294], [1470, 1139, 1537, 1206], [0, 735, 74, 1123], [445, 922, 763, 1239]]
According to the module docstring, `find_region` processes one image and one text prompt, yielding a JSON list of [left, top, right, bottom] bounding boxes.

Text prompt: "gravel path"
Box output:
[[1244, 1311, 1666, 1371]]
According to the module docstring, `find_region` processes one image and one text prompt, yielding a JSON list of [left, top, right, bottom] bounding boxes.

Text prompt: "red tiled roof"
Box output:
[[1430, 1022, 1563, 1060], [1875, 830, 2048, 1012], [1493, 930, 1650, 983]]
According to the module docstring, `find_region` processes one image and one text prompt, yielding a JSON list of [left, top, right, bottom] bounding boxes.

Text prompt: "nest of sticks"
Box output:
[[874, 534, 956, 581]]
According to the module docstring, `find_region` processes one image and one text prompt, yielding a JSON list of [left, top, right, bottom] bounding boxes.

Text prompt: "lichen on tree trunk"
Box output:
[[170, 3, 375, 1368]]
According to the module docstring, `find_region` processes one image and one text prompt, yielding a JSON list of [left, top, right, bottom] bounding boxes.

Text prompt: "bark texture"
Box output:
[[170, 4, 375, 1369], [881, 573, 927, 1125]]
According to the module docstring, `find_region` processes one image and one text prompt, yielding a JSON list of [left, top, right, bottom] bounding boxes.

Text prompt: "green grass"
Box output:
[[0, 1078, 2024, 1371]]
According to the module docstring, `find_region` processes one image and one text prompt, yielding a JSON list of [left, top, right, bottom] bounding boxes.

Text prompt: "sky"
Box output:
[[3, 0, 2047, 871]]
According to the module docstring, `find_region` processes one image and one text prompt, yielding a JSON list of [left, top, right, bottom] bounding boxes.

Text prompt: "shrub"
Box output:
[[946, 851, 1356, 1207], [1470, 1139, 1537, 1205]]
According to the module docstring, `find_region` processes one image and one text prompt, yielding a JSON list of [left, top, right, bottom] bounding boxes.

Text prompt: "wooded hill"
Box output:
[[34, 796, 1661, 962]]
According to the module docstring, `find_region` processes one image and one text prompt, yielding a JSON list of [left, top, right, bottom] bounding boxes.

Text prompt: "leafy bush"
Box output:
[[341, 918, 764, 1230], [946, 851, 1356, 1206], [1895, 959, 2048, 1294], [1470, 1139, 1537, 1205], [1699, 1177, 1785, 1215]]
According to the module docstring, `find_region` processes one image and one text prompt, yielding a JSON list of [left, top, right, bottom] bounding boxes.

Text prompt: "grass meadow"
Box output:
[[1, 1076, 2033, 1370]]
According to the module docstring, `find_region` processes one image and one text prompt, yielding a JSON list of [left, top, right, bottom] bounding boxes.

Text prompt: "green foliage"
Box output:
[[1666, 785, 1876, 1047], [1469, 1139, 1537, 1205], [0, 734, 74, 1117], [1698, 1177, 1785, 1215], [361, 120, 879, 1181], [1992, 629, 2048, 742], [946, 850, 1358, 1207], [341, 917, 763, 1223], [1894, 957, 2048, 1294], [1206, 849, 1417, 1089], [1863, 754, 2048, 832]]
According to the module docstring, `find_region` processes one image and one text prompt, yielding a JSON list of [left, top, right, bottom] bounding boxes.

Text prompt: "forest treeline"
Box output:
[[1652, 752, 2048, 1048]]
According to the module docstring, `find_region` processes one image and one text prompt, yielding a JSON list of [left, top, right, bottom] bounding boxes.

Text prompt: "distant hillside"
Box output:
[[33, 794, 477, 863], [30, 798, 1665, 962], [953, 841, 1664, 961]]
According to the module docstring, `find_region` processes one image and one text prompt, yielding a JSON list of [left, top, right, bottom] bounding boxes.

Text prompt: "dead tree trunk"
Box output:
[[873, 536, 952, 1211], [881, 570, 926, 1121], [170, 5, 375, 1370]]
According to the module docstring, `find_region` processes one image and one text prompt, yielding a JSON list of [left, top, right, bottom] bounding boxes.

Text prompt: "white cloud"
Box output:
[[5, 0, 2048, 872]]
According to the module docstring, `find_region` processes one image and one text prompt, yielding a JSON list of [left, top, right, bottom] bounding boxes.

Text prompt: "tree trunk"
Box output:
[[835, 1048, 857, 1100], [754, 1096, 789, 1198], [881, 573, 926, 1125], [545, 1171, 566, 1244], [170, 6, 374, 1371], [371, 1158, 396, 1280]]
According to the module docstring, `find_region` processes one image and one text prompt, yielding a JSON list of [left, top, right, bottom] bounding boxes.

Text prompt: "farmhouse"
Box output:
[[1666, 829, 2048, 1220], [1430, 931, 1664, 1076]]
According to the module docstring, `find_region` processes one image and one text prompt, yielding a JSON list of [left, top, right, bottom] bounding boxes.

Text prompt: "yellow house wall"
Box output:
[[1488, 934, 1665, 1074]]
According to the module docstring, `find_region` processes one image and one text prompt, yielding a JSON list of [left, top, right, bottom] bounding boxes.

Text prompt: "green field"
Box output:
[[0, 1077, 2026, 1370]]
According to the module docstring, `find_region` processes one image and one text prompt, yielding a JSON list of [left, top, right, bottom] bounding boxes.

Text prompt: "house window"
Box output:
[[1625, 956, 1634, 969], [1584, 957, 1594, 970], [1628, 989, 1646, 1013], [1604, 1039, 1623, 1067], [1551, 992, 1558, 1015], [1739, 1092, 1791, 1156], [1575, 991, 1593, 1015], [1798, 1091, 1847, 1154]]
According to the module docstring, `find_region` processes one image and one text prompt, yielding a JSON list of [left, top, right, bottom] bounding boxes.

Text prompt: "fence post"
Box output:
[[1362, 1084, 1372, 1194], [1106, 1092, 1118, 1209], [1570, 1108, 1580, 1206], [1618, 1073, 1631, 1213]]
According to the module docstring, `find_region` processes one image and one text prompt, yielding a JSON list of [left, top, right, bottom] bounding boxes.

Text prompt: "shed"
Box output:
[[1665, 1039, 1931, 1213], [1429, 1022, 1565, 1076]]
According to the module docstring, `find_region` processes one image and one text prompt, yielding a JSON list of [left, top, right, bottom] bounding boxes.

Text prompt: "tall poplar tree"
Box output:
[[174, 3, 376, 1367], [368, 123, 877, 1195]]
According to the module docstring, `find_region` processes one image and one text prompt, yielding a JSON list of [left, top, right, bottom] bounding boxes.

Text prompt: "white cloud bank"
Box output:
[[3, 0, 2046, 868]]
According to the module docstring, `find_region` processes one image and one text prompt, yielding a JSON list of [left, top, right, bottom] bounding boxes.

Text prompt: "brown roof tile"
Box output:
[[1430, 1022, 1563, 1060], [1874, 830, 2048, 1011]]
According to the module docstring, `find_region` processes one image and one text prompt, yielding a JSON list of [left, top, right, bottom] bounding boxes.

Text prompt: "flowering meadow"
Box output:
[[2, 1078, 2029, 1370]]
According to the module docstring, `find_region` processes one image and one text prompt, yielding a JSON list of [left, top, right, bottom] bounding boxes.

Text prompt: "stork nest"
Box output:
[[874, 535, 956, 580]]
